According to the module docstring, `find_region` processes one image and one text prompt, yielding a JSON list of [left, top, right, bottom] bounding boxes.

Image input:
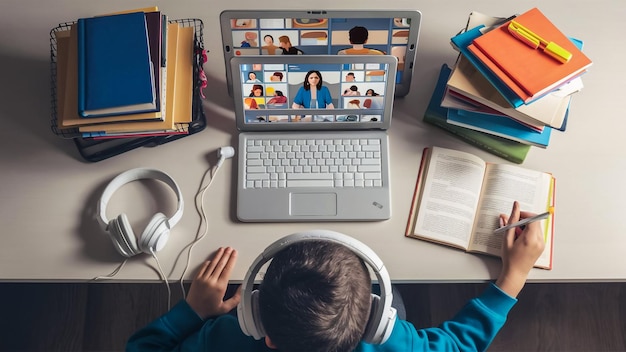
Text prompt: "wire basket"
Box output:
[[49, 18, 207, 161]]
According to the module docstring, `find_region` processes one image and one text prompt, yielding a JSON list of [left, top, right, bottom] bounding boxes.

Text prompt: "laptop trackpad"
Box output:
[[290, 193, 337, 216]]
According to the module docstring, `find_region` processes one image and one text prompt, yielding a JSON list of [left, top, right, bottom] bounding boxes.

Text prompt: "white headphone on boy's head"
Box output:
[[97, 168, 184, 258], [238, 230, 397, 345]]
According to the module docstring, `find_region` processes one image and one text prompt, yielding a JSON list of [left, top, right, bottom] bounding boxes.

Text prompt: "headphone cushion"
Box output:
[[250, 290, 266, 337], [362, 294, 381, 343], [140, 212, 170, 253], [363, 294, 396, 344], [109, 213, 140, 257]]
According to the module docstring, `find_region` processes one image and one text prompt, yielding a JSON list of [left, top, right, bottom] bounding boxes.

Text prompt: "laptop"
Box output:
[[220, 9, 421, 97], [231, 55, 398, 222]]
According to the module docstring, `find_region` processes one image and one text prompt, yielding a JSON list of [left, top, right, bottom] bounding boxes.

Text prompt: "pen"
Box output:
[[494, 206, 554, 234], [479, 14, 517, 34], [507, 20, 572, 63]]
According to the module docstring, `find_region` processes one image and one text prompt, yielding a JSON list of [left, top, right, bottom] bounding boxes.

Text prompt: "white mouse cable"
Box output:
[[150, 248, 172, 310], [179, 148, 233, 297], [92, 258, 129, 281]]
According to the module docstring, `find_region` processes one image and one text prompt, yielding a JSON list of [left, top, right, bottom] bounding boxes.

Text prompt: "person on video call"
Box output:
[[337, 26, 385, 55], [278, 35, 303, 55], [292, 70, 334, 109]]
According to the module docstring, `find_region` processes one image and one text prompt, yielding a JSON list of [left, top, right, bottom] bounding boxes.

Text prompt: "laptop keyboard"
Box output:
[[244, 137, 383, 188]]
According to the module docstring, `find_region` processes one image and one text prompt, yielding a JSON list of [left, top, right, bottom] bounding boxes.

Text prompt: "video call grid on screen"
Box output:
[[237, 62, 390, 125], [220, 10, 421, 97]]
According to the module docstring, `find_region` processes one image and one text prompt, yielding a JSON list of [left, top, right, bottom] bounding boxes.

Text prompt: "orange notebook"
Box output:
[[470, 7, 592, 102]]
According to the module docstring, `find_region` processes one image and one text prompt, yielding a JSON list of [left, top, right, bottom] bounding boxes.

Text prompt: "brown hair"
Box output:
[[259, 241, 372, 352]]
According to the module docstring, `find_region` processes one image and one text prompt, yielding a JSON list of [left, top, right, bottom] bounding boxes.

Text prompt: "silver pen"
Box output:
[[494, 207, 554, 234]]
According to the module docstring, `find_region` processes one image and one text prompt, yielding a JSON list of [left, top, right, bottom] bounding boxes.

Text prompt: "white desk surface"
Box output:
[[1, 0, 625, 283]]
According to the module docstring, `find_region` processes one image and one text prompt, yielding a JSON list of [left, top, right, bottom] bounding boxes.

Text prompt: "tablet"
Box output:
[[220, 9, 421, 97]]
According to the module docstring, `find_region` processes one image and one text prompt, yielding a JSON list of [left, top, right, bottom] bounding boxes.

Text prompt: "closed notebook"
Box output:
[[450, 23, 526, 107], [470, 7, 592, 100], [59, 24, 162, 127], [447, 108, 552, 148], [446, 55, 581, 131], [424, 64, 531, 164], [79, 23, 180, 134], [77, 11, 157, 117]]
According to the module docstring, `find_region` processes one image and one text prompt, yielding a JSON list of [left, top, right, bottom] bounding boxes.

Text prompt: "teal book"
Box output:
[[423, 64, 531, 164], [77, 12, 157, 118], [447, 108, 552, 148], [451, 25, 524, 108]]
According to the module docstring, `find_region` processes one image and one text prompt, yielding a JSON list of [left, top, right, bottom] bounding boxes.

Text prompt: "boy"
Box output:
[[127, 201, 545, 351]]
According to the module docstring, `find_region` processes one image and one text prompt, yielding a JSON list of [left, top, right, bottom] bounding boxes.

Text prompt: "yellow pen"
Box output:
[[507, 20, 572, 63]]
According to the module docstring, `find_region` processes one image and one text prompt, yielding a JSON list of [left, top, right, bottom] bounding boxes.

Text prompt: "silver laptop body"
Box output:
[[231, 55, 398, 222], [220, 9, 421, 97]]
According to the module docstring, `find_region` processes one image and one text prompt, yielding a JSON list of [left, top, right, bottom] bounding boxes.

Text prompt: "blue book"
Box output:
[[447, 107, 552, 148], [77, 12, 157, 118], [451, 25, 525, 108], [424, 64, 530, 164]]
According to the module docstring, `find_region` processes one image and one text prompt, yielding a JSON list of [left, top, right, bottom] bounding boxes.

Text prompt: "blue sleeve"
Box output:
[[355, 283, 517, 352], [293, 87, 306, 106], [126, 300, 204, 351], [321, 86, 333, 107], [126, 300, 269, 352]]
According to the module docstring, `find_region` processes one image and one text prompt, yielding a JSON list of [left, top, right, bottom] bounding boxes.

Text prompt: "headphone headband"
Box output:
[[238, 230, 395, 344], [97, 168, 184, 231]]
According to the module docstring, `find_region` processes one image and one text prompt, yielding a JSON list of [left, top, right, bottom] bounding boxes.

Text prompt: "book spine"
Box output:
[[423, 112, 527, 164], [76, 19, 87, 117], [405, 147, 430, 236]]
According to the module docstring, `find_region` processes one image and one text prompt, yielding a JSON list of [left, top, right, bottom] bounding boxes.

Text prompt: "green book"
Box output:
[[423, 64, 530, 164]]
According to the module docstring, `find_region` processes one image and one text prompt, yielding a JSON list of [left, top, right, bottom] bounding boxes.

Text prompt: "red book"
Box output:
[[470, 7, 592, 102]]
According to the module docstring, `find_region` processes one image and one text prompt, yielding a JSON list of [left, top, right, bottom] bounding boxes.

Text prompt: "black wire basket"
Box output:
[[49, 18, 207, 162]]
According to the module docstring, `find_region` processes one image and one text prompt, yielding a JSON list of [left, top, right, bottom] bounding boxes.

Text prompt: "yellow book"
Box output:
[[99, 6, 159, 16], [54, 30, 71, 130], [173, 25, 195, 123], [80, 23, 180, 133]]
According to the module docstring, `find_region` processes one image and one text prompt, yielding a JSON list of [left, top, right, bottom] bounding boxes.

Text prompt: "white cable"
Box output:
[[92, 259, 129, 281], [151, 248, 171, 310], [178, 162, 222, 298]]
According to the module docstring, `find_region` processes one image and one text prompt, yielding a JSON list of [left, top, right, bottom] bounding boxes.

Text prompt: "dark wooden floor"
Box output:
[[0, 282, 624, 351]]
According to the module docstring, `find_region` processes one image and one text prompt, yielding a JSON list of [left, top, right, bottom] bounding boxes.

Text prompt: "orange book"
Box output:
[[470, 7, 592, 101]]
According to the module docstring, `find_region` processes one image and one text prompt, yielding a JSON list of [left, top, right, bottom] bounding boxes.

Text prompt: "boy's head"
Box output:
[[259, 240, 372, 352]]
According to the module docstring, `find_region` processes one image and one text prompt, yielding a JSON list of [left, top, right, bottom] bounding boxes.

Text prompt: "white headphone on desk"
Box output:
[[97, 168, 184, 258], [238, 230, 397, 345]]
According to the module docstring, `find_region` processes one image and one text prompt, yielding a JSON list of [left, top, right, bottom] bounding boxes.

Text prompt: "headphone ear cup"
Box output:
[[249, 290, 266, 338], [139, 212, 170, 254], [109, 213, 140, 257], [106, 216, 132, 258], [363, 293, 397, 344], [362, 293, 382, 343]]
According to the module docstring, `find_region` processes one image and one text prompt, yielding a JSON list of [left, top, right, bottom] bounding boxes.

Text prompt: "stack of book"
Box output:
[[424, 8, 592, 163], [54, 7, 197, 139]]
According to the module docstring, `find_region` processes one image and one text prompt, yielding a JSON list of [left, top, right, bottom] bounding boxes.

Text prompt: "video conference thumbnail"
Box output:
[[239, 62, 388, 124], [230, 17, 411, 82]]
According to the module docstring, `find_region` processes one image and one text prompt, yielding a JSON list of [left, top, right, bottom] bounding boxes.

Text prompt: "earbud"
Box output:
[[217, 146, 235, 167]]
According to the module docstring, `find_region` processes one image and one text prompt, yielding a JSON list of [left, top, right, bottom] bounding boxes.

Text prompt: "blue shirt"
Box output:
[[127, 283, 516, 351], [293, 86, 333, 108]]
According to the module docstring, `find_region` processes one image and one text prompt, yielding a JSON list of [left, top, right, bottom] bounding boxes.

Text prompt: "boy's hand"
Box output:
[[186, 247, 242, 319], [495, 201, 546, 298]]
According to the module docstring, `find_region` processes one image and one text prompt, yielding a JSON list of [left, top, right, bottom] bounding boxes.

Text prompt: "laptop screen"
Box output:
[[220, 10, 421, 97], [230, 55, 397, 130]]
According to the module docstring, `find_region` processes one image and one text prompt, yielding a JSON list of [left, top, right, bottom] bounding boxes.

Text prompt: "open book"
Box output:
[[405, 146, 555, 269]]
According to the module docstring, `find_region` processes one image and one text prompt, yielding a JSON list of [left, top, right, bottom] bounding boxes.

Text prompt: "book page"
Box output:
[[412, 147, 486, 249], [469, 163, 553, 266]]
